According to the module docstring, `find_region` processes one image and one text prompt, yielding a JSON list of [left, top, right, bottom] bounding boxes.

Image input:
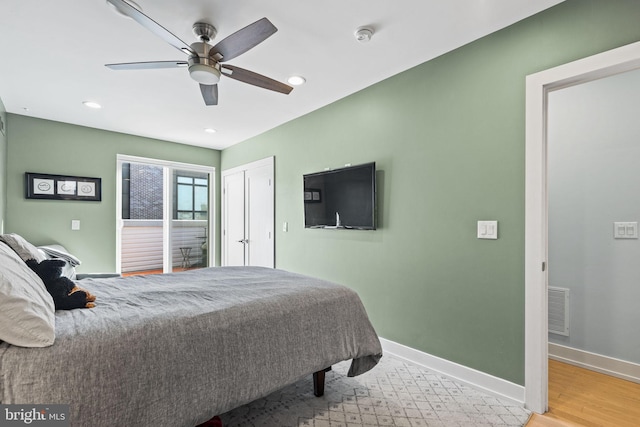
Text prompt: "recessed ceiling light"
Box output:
[[83, 101, 102, 109], [287, 75, 306, 86], [204, 128, 217, 134]]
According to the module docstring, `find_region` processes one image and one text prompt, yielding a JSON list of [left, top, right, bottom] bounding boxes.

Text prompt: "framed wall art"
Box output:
[[25, 172, 102, 201]]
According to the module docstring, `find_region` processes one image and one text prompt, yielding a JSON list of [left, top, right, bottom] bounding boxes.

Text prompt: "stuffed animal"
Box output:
[[26, 258, 96, 310]]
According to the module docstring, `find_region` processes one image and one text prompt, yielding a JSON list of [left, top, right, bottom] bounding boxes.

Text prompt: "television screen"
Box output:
[[303, 162, 376, 230]]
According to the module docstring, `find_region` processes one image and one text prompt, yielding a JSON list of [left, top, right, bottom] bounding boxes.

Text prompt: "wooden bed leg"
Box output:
[[313, 367, 332, 397]]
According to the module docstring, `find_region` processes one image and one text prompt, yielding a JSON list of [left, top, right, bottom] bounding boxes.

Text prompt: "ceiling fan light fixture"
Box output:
[[204, 128, 217, 134], [189, 63, 221, 85]]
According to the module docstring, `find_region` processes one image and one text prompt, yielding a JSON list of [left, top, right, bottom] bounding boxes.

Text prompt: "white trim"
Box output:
[[162, 167, 172, 273], [222, 156, 274, 177], [549, 343, 640, 384], [117, 154, 215, 174], [115, 160, 123, 274], [380, 338, 525, 406], [524, 40, 640, 414]]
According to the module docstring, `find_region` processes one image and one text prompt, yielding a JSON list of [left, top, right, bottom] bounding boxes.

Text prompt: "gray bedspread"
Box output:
[[0, 266, 382, 426]]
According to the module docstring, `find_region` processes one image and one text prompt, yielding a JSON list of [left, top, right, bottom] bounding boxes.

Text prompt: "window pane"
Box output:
[[177, 176, 193, 184], [194, 187, 208, 212], [177, 211, 192, 220], [177, 184, 193, 211], [128, 163, 163, 220], [194, 178, 207, 186], [194, 211, 207, 221]]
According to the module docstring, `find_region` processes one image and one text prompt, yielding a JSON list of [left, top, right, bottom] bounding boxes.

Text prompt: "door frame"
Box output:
[[221, 156, 274, 266], [524, 41, 640, 414], [116, 154, 216, 274]]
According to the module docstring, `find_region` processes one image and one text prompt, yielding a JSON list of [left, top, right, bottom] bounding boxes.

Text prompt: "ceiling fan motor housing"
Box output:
[[193, 22, 217, 42], [188, 41, 221, 85]]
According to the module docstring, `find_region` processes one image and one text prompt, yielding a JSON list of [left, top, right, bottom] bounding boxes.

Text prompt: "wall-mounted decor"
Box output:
[[25, 172, 102, 201]]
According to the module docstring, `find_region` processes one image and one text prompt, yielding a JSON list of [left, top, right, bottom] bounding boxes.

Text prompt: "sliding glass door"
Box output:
[[171, 169, 210, 271], [116, 155, 214, 275]]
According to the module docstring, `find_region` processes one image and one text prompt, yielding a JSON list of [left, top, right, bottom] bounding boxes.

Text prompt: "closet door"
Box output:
[[245, 163, 274, 267], [222, 157, 274, 267], [223, 170, 246, 266]]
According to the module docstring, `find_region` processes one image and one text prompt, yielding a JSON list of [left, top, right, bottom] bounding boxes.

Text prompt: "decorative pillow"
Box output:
[[0, 242, 55, 347], [0, 233, 46, 263]]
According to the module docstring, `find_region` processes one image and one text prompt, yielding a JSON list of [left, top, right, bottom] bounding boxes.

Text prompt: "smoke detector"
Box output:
[[354, 27, 374, 43]]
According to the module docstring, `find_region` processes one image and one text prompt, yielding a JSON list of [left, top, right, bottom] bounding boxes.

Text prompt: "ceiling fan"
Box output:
[[105, 0, 293, 106]]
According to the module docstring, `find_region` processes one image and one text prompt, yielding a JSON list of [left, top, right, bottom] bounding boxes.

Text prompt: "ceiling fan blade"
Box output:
[[221, 65, 292, 94], [200, 84, 219, 106], [106, 61, 188, 70], [210, 18, 277, 62], [106, 0, 195, 55]]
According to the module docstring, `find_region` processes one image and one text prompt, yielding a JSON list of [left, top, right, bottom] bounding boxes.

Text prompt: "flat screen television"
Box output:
[[303, 162, 376, 230]]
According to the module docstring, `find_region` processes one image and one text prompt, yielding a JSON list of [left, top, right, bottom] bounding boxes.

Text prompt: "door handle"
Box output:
[[236, 239, 248, 244]]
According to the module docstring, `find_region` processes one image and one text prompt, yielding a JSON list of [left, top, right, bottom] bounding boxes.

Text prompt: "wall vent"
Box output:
[[549, 286, 570, 336]]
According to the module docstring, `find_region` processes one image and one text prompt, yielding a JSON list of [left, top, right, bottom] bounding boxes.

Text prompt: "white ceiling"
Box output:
[[0, 0, 564, 150]]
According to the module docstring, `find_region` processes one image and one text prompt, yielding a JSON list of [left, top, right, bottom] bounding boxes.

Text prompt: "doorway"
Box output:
[[116, 155, 215, 275], [221, 156, 274, 267], [524, 41, 640, 413]]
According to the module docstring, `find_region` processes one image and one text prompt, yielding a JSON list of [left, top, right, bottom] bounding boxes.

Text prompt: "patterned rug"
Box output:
[[219, 355, 531, 426]]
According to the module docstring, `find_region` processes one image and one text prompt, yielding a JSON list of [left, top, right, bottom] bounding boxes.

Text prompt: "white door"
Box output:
[[223, 170, 246, 266], [222, 157, 274, 267], [246, 163, 274, 267]]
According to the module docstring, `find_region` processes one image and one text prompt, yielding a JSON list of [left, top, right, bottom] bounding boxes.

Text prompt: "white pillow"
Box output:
[[37, 244, 82, 267], [0, 242, 55, 347], [0, 233, 46, 262]]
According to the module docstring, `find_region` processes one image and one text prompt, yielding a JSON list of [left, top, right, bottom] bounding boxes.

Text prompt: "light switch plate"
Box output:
[[477, 220, 498, 239], [614, 222, 638, 239], [71, 219, 80, 231]]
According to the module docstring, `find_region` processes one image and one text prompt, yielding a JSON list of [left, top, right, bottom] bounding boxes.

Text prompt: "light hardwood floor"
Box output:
[[526, 359, 640, 427]]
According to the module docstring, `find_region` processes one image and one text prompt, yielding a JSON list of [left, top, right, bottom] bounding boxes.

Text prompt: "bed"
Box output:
[[0, 236, 382, 427]]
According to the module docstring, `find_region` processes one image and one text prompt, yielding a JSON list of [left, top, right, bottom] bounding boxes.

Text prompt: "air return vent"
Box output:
[[548, 286, 570, 336]]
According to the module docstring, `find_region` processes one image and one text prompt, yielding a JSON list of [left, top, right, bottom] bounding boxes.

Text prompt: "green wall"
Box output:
[[221, 0, 640, 385], [0, 97, 6, 233], [6, 115, 220, 272]]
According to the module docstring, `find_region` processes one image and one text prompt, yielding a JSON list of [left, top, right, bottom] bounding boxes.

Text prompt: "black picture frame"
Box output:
[[25, 172, 102, 201]]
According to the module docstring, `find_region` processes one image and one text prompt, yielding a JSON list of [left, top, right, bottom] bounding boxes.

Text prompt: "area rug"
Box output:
[[219, 354, 531, 426]]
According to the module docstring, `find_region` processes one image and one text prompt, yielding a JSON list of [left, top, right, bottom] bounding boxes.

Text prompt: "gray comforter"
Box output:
[[0, 266, 382, 426]]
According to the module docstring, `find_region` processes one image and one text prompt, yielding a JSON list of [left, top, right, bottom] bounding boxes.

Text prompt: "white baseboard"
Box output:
[[380, 337, 525, 406], [548, 343, 640, 384]]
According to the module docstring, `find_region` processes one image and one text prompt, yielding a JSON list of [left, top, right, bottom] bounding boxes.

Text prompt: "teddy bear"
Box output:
[[25, 258, 96, 310]]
